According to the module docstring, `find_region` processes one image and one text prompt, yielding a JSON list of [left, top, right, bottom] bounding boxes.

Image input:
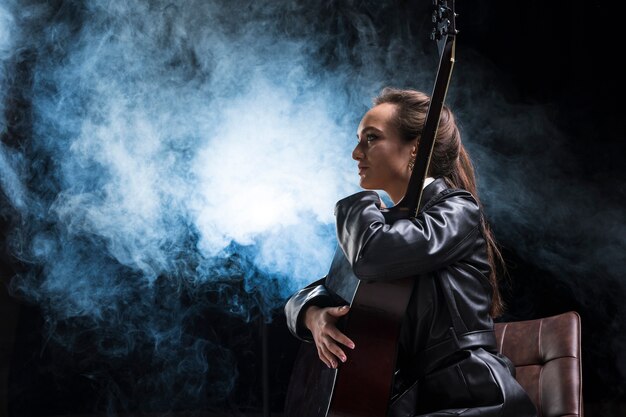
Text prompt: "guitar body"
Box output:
[[284, 249, 413, 417], [326, 273, 414, 417]]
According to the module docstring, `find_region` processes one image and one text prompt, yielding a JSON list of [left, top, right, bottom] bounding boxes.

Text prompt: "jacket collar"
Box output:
[[418, 177, 449, 212]]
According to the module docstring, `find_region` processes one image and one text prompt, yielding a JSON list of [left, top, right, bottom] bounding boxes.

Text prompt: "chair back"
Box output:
[[494, 311, 583, 417]]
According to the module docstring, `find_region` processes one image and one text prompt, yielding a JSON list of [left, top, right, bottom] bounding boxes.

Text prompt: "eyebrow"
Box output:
[[357, 126, 383, 137]]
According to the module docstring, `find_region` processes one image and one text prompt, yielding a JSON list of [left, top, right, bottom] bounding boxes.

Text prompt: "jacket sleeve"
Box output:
[[284, 277, 341, 342], [334, 190, 482, 281]]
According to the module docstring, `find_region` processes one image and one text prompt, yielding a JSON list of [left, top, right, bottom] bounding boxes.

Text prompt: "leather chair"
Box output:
[[494, 311, 583, 417]]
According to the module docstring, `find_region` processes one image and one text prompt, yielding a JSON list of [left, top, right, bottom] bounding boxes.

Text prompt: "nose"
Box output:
[[352, 141, 364, 161]]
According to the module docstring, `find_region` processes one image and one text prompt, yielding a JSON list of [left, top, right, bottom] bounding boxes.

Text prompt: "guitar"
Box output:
[[285, 2, 458, 416]]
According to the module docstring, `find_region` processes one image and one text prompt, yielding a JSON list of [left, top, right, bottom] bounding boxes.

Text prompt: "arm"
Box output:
[[335, 190, 482, 281]]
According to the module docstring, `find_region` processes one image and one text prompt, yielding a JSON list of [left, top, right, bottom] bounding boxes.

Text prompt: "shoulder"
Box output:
[[419, 184, 481, 227], [421, 177, 479, 210]]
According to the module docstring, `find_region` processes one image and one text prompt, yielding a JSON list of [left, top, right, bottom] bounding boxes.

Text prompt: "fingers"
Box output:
[[318, 335, 354, 368], [328, 327, 355, 350], [315, 329, 355, 369], [324, 339, 347, 364], [316, 345, 334, 368], [318, 343, 340, 368], [312, 305, 356, 368], [317, 338, 349, 368], [314, 334, 343, 368], [327, 305, 350, 317]]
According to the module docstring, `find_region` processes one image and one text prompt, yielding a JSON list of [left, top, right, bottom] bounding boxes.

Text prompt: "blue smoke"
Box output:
[[0, 0, 387, 411], [1, 0, 624, 412]]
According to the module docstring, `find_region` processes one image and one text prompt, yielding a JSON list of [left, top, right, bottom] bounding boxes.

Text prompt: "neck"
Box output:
[[387, 185, 406, 205], [388, 176, 435, 205]]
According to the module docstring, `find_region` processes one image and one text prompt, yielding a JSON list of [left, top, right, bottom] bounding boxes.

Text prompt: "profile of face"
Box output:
[[353, 102, 416, 203]]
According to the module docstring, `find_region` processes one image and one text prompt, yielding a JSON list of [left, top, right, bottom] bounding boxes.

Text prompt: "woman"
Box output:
[[285, 88, 537, 416]]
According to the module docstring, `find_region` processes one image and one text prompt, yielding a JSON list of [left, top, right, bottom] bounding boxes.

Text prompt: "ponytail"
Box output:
[[374, 88, 505, 317]]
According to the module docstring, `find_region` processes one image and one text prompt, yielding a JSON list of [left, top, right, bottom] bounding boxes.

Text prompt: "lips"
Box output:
[[358, 166, 368, 175]]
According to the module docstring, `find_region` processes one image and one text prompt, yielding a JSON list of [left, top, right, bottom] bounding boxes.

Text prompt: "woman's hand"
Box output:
[[304, 305, 355, 368]]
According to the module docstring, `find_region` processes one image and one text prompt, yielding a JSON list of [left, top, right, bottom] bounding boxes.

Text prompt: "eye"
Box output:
[[357, 132, 379, 144]]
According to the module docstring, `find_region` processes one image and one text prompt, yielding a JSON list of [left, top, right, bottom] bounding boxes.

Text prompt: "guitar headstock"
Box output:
[[430, 0, 457, 44]]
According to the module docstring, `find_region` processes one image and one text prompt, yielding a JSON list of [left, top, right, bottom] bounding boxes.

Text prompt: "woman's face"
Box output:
[[353, 103, 416, 203]]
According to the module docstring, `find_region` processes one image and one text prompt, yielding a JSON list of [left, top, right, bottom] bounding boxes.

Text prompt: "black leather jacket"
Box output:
[[285, 178, 536, 416]]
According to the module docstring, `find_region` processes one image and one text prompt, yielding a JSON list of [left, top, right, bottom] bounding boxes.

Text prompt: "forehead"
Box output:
[[357, 103, 397, 133]]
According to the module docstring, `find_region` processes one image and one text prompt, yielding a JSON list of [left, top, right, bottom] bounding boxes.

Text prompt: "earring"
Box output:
[[408, 157, 415, 171]]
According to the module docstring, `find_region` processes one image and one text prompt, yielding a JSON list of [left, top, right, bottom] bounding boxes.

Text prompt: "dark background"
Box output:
[[1, 0, 624, 416]]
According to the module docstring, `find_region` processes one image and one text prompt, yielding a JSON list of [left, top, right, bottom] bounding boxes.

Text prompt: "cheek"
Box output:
[[367, 143, 410, 178], [385, 149, 409, 175]]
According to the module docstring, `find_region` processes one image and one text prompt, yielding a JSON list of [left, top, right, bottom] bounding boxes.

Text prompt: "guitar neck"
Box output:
[[381, 36, 456, 224], [403, 36, 456, 217], [384, 0, 458, 220]]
